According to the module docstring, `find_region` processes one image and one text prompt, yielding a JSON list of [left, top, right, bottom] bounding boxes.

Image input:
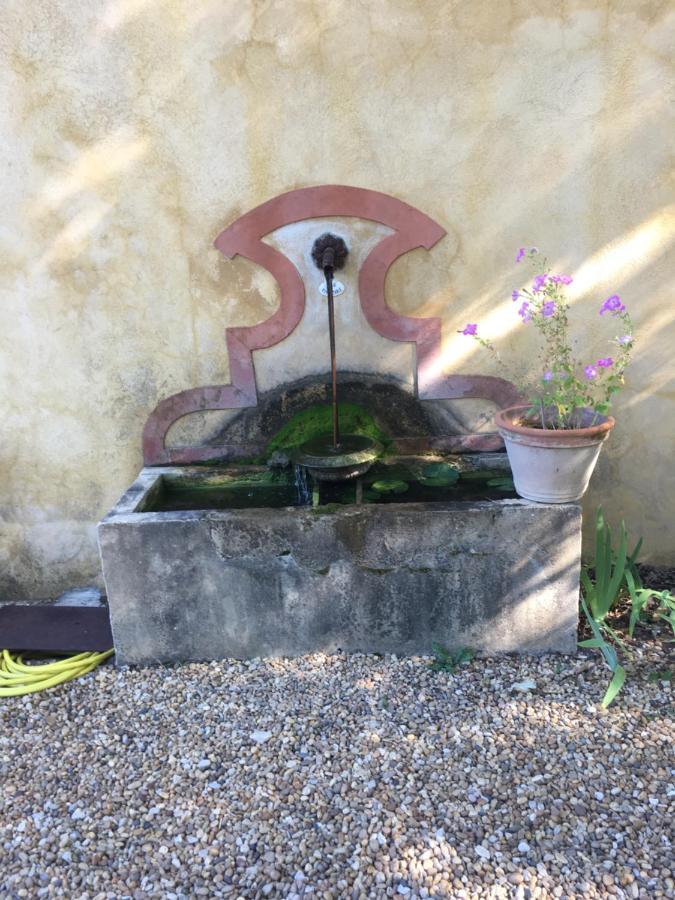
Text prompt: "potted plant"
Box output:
[[459, 248, 634, 503]]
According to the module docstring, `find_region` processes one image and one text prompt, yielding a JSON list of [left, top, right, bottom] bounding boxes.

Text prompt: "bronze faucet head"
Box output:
[[311, 233, 348, 272]]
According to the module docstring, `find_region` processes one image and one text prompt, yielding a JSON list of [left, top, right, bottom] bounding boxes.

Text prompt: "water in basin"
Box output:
[[143, 459, 516, 512]]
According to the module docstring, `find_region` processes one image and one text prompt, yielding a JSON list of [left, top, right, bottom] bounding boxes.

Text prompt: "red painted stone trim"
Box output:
[[143, 186, 520, 464]]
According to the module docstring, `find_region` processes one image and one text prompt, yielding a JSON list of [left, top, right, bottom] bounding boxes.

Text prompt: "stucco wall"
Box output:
[[1, 0, 673, 600]]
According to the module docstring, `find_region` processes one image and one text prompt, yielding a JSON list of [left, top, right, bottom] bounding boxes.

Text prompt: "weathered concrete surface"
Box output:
[[99, 469, 581, 665]]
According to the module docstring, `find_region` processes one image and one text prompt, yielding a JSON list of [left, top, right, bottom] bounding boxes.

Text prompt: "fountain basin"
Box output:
[[98, 462, 581, 665], [293, 434, 382, 481]]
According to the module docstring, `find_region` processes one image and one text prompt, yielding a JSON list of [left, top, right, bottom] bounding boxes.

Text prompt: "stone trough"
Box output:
[[98, 465, 581, 665]]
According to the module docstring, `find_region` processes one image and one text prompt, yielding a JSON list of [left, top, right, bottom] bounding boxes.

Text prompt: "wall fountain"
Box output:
[[294, 231, 381, 481], [98, 186, 581, 665]]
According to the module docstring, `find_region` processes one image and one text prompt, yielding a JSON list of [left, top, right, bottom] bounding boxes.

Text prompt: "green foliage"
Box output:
[[486, 476, 515, 491], [371, 479, 409, 494], [418, 463, 460, 487], [579, 595, 627, 708], [580, 509, 673, 707], [582, 507, 642, 621], [265, 403, 390, 455], [657, 595, 675, 635], [626, 569, 675, 638], [167, 470, 281, 490], [429, 643, 474, 673], [579, 508, 643, 707]]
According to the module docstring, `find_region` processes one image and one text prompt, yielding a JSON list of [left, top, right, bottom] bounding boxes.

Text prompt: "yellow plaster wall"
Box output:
[[0, 0, 673, 599]]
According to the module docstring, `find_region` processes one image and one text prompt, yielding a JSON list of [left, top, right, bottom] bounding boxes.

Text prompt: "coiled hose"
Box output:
[[0, 648, 113, 696]]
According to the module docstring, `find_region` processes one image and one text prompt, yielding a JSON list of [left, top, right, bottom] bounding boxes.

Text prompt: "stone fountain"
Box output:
[[98, 186, 581, 665], [293, 230, 381, 481]]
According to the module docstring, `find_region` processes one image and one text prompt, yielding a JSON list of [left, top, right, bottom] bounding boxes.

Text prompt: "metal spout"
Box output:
[[311, 234, 349, 450]]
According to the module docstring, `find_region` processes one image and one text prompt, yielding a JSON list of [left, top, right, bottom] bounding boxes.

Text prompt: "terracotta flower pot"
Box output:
[[495, 405, 615, 503]]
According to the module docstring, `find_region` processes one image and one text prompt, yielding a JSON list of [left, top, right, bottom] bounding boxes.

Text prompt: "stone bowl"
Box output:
[[294, 434, 382, 481]]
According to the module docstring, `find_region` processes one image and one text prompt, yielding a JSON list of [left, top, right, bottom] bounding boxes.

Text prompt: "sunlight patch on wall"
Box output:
[[39, 203, 113, 266], [31, 130, 149, 216], [99, 0, 156, 31], [573, 207, 675, 298]]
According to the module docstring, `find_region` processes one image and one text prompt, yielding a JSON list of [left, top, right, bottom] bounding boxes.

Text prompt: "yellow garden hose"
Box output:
[[0, 648, 113, 697]]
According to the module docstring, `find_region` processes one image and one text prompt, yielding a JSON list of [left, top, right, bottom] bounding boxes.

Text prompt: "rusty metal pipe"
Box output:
[[324, 265, 339, 449], [311, 233, 349, 452]]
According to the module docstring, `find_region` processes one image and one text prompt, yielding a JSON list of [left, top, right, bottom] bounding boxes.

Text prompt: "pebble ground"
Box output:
[[1, 643, 673, 899]]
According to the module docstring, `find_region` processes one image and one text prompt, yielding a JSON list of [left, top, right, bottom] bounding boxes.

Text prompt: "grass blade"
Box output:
[[606, 520, 628, 606], [601, 664, 626, 708]]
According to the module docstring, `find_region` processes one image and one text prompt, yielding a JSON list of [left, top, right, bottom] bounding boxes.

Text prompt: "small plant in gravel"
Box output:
[[626, 574, 675, 638], [579, 599, 627, 708], [430, 644, 474, 673], [581, 508, 642, 626], [580, 508, 672, 707]]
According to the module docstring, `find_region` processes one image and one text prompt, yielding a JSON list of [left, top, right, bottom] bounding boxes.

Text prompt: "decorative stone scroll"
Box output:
[[142, 185, 520, 465]]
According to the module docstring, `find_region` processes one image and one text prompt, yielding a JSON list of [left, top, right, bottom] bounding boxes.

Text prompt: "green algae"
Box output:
[[265, 403, 390, 455], [371, 479, 409, 494]]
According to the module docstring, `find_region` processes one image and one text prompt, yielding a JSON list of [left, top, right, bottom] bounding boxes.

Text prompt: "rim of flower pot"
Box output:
[[495, 404, 615, 444]]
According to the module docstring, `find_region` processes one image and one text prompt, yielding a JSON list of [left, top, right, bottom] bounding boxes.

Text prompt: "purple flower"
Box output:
[[559, 274, 573, 285], [543, 370, 554, 382], [584, 365, 598, 380], [597, 357, 614, 368], [532, 274, 548, 293], [518, 302, 531, 323], [511, 290, 520, 301], [459, 323, 478, 336], [600, 294, 625, 316], [541, 300, 556, 317], [618, 335, 633, 345], [548, 274, 573, 285], [516, 248, 526, 263]]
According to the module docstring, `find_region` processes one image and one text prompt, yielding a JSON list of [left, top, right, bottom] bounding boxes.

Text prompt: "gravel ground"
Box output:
[[1, 643, 673, 900]]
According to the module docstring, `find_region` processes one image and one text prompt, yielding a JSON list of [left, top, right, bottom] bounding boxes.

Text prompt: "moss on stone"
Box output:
[[265, 403, 390, 455]]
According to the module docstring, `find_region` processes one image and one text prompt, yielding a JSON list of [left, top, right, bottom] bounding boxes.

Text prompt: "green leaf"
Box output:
[[627, 536, 643, 567], [602, 642, 619, 671], [601, 665, 626, 708], [627, 536, 643, 591], [371, 479, 409, 494], [429, 643, 474, 673], [486, 476, 515, 491], [418, 463, 460, 487], [580, 568, 597, 613], [586, 507, 639, 623], [431, 641, 450, 659], [656, 608, 675, 636], [594, 508, 608, 608], [648, 670, 673, 683], [422, 463, 459, 479], [626, 569, 647, 637], [580, 595, 618, 670], [606, 520, 628, 606], [578, 638, 605, 648]]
